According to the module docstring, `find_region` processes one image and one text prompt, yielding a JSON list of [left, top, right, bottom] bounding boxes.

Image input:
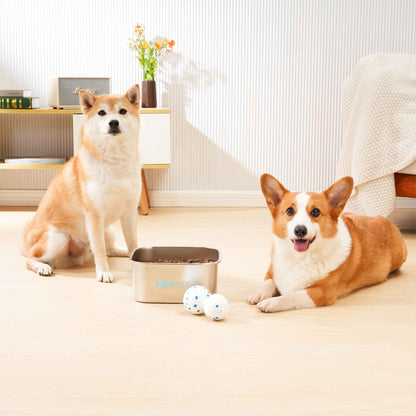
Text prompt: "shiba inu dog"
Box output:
[[23, 85, 141, 283], [248, 174, 407, 312]]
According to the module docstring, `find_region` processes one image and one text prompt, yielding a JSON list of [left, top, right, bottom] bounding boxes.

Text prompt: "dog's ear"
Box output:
[[261, 174, 288, 213], [125, 84, 140, 108], [323, 176, 354, 216], [79, 90, 96, 114]]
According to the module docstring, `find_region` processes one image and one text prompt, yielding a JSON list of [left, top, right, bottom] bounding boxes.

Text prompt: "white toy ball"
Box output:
[[203, 294, 229, 321], [183, 285, 211, 315]]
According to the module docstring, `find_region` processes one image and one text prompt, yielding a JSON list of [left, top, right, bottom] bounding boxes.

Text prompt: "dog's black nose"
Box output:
[[294, 225, 307, 238], [109, 119, 119, 128]]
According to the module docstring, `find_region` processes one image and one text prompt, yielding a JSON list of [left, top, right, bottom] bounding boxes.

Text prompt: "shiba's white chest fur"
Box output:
[[272, 218, 352, 294], [80, 142, 140, 227]]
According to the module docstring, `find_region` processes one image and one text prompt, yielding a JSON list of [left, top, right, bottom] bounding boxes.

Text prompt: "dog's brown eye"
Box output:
[[119, 108, 127, 115], [311, 208, 321, 217], [286, 207, 295, 216], [98, 110, 106, 116]]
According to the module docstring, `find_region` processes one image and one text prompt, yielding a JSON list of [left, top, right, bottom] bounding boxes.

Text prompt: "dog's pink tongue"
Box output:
[[294, 239, 309, 252]]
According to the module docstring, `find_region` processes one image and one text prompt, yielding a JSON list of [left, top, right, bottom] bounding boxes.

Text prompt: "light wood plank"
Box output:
[[0, 207, 414, 415]]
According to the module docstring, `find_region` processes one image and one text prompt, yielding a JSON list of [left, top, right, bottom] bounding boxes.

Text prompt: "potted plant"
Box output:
[[129, 25, 175, 108]]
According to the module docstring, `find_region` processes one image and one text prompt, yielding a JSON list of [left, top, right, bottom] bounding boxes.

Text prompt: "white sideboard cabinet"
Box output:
[[0, 108, 171, 214]]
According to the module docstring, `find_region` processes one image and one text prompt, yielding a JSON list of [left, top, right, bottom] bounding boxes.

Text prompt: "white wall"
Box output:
[[1, 0, 415, 195]]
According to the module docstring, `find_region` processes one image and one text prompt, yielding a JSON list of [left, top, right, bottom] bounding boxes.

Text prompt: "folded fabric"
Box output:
[[337, 53, 416, 217]]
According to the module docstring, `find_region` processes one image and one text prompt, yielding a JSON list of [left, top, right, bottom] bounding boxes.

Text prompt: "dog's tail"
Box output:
[[390, 222, 408, 272], [21, 216, 35, 257]]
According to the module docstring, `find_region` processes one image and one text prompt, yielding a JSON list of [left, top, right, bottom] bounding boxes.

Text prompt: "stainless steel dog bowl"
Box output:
[[131, 247, 221, 303]]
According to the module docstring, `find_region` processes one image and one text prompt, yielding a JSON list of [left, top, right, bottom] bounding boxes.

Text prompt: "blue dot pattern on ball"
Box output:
[[203, 294, 229, 321], [183, 285, 211, 315]]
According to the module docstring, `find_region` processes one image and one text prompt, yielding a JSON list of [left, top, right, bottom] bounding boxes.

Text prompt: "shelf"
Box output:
[[141, 109, 170, 114], [143, 164, 170, 169], [0, 163, 170, 170], [0, 108, 170, 114], [0, 164, 65, 169], [0, 109, 82, 114]]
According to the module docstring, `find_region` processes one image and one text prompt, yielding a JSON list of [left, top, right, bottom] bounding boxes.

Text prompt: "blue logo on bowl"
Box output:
[[155, 281, 191, 288]]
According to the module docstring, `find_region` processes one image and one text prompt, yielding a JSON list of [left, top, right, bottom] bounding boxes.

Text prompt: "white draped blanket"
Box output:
[[337, 53, 416, 217]]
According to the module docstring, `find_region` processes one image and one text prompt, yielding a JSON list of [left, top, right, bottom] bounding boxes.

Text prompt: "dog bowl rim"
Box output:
[[130, 246, 222, 265]]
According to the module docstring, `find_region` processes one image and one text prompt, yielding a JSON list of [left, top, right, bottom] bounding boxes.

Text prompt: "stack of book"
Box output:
[[0, 89, 40, 109]]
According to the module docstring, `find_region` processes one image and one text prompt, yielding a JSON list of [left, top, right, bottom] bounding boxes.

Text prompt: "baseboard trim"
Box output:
[[148, 190, 265, 207], [0, 189, 414, 214], [0, 189, 266, 207], [0, 190, 45, 206]]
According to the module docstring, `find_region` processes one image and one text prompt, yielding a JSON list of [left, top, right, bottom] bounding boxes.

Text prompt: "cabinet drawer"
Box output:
[[139, 113, 171, 165]]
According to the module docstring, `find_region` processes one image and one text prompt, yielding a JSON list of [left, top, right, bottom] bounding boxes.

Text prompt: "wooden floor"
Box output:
[[0, 207, 415, 415]]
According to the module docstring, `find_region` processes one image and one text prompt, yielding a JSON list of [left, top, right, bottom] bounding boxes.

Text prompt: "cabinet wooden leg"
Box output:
[[140, 169, 150, 215], [142, 169, 151, 208]]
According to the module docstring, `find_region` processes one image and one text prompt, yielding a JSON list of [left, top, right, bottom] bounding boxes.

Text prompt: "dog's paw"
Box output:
[[107, 246, 129, 257], [257, 298, 280, 313], [247, 292, 273, 305], [37, 263, 53, 276], [97, 271, 114, 283]]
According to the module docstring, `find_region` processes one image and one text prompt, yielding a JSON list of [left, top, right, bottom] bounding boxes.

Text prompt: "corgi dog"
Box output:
[[23, 85, 141, 283], [248, 174, 407, 312]]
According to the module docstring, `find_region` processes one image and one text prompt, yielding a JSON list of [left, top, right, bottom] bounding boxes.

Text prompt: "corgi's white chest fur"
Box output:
[[272, 218, 352, 294]]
